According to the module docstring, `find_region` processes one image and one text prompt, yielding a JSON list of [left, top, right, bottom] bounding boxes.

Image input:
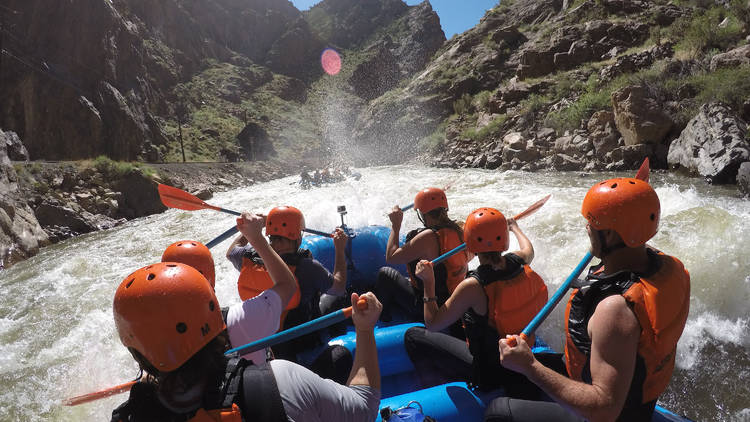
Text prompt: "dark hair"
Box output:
[[478, 251, 504, 265], [426, 208, 465, 242], [128, 332, 230, 394]]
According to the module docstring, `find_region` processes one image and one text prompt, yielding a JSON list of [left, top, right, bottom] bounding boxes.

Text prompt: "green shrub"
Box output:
[[91, 156, 152, 179], [463, 114, 508, 142], [668, 6, 745, 57], [473, 90, 493, 110], [453, 93, 473, 115]]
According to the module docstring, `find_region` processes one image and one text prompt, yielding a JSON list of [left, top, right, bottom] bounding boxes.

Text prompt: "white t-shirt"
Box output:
[[270, 359, 380, 422], [226, 289, 282, 364]]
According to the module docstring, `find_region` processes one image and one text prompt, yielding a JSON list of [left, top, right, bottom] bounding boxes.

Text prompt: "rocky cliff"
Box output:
[[0, 0, 444, 164]]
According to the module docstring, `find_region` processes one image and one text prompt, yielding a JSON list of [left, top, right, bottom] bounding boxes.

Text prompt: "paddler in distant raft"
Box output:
[[110, 259, 382, 422], [403, 207, 550, 398], [376, 187, 470, 339], [487, 177, 691, 422], [226, 206, 353, 384]]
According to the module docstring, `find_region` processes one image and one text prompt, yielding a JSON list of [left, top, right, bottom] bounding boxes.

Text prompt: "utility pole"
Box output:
[[178, 117, 186, 163]]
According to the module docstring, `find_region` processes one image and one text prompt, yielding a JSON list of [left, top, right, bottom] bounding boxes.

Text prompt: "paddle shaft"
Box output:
[[430, 195, 551, 265], [510, 251, 594, 346], [509, 159, 649, 345], [66, 300, 367, 406], [63, 380, 138, 406], [225, 299, 367, 356]]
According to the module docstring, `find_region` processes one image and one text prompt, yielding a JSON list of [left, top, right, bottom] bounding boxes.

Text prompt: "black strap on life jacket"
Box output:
[[110, 358, 287, 422]]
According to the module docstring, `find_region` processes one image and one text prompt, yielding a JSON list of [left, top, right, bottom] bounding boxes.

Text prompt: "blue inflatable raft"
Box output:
[[303, 226, 693, 422]]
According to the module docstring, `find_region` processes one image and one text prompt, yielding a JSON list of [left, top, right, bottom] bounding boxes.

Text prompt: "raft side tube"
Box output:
[[300, 225, 408, 291]]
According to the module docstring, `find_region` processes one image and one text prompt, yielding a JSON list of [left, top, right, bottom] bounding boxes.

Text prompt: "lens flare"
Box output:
[[321, 48, 342, 75]]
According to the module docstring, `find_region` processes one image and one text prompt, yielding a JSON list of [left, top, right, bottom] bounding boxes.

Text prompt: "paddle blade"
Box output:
[[63, 380, 137, 406], [158, 184, 219, 212], [635, 158, 650, 182], [513, 194, 551, 221]]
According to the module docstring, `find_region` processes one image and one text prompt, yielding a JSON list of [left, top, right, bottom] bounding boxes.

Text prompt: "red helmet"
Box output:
[[113, 262, 225, 372], [414, 187, 448, 213], [581, 177, 660, 247], [464, 207, 509, 253], [265, 206, 305, 240], [162, 240, 215, 288]]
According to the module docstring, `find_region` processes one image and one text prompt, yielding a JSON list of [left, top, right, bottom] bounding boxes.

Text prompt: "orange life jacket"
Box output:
[[462, 254, 547, 390], [435, 227, 469, 294], [406, 226, 468, 300], [483, 264, 548, 337], [237, 257, 301, 325], [564, 252, 690, 404]]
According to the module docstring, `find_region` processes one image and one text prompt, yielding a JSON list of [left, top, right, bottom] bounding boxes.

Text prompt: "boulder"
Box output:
[[709, 45, 750, 71], [517, 50, 555, 79], [1, 130, 29, 161], [114, 169, 167, 218], [554, 134, 592, 156], [587, 111, 621, 156], [0, 133, 48, 269], [737, 161, 750, 197], [552, 153, 583, 170], [738, 162, 750, 196], [34, 201, 96, 235], [612, 86, 673, 146], [667, 103, 750, 184]]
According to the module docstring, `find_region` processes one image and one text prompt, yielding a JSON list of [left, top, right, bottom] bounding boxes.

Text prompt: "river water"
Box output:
[[0, 166, 748, 421]]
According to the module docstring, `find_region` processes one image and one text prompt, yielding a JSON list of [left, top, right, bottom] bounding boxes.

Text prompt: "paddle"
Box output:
[[64, 299, 368, 406], [506, 158, 650, 347], [63, 380, 138, 407], [157, 184, 333, 243], [431, 194, 551, 265], [225, 298, 368, 356]]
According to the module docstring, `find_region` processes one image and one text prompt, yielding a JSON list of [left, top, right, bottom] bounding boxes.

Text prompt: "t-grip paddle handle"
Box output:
[[506, 333, 528, 348], [343, 298, 369, 317]]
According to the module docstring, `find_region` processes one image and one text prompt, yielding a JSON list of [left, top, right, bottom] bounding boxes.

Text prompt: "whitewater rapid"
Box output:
[[0, 166, 747, 421]]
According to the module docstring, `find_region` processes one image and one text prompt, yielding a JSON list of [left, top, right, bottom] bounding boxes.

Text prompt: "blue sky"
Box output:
[[289, 0, 499, 39]]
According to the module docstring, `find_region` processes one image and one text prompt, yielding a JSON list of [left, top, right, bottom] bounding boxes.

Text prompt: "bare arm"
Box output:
[[499, 295, 640, 421], [236, 213, 297, 309], [387, 229, 440, 265], [508, 218, 534, 264], [328, 228, 348, 296], [347, 292, 382, 390], [417, 260, 485, 332], [226, 234, 248, 259], [385, 206, 404, 262]]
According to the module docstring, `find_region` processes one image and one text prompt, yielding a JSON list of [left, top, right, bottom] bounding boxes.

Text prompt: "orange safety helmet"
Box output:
[[464, 207, 509, 253], [162, 240, 216, 289], [581, 177, 660, 247], [113, 262, 226, 372], [414, 187, 448, 213], [265, 206, 305, 240]]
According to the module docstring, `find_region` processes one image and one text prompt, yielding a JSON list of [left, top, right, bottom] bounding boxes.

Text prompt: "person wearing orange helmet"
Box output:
[[111, 261, 382, 422], [490, 178, 690, 422], [377, 187, 469, 333], [402, 207, 548, 395], [226, 206, 350, 381], [160, 213, 298, 366]]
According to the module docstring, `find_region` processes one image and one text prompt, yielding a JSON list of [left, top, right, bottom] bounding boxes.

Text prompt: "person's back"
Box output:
[[110, 261, 382, 422], [492, 177, 690, 422]]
